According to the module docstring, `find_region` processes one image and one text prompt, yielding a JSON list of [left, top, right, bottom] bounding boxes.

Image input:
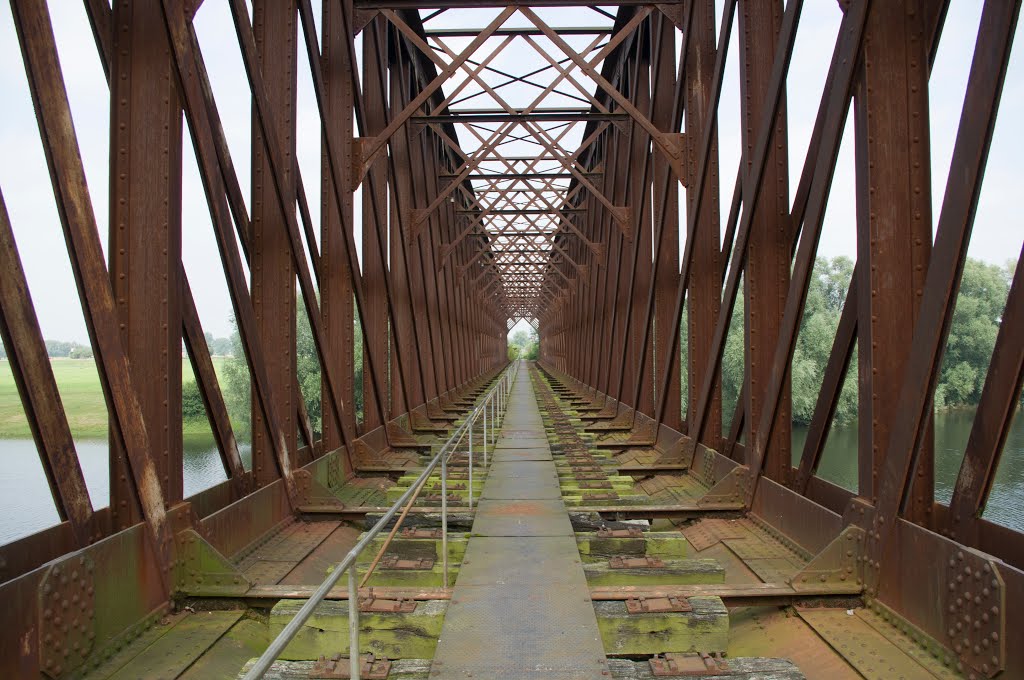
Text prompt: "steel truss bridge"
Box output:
[[0, 0, 1022, 678]]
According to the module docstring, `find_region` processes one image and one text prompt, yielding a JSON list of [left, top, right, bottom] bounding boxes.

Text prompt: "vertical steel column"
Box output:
[[321, 0, 357, 448], [109, 1, 184, 522], [854, 0, 934, 523], [652, 13, 681, 428], [738, 0, 792, 480], [250, 0, 298, 485], [685, 0, 723, 447], [362, 18, 392, 429]]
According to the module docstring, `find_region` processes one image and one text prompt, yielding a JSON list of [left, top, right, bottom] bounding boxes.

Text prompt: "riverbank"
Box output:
[[0, 357, 229, 439]]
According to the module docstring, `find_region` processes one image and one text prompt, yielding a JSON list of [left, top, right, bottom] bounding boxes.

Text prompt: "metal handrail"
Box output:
[[243, 360, 519, 679]]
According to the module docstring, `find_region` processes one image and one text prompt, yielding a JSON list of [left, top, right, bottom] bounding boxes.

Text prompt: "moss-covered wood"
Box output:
[[355, 560, 459, 588], [594, 596, 728, 655], [358, 533, 469, 564], [268, 600, 447, 660], [563, 494, 648, 507], [576, 532, 688, 561], [583, 558, 724, 586]]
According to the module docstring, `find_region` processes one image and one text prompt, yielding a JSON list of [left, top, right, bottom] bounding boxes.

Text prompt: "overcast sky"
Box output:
[[0, 1, 1019, 346]]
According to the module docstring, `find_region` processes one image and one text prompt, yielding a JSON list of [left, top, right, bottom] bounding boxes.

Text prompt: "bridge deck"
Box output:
[[428, 367, 608, 679]]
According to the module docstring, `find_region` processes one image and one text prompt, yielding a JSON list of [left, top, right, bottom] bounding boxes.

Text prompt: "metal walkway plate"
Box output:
[[430, 365, 607, 679], [472, 499, 574, 536], [492, 447, 553, 461], [482, 462, 561, 499], [494, 438, 550, 450], [457, 537, 586, 585]]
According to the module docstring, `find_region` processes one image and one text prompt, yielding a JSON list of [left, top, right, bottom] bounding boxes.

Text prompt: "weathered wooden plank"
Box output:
[[595, 596, 729, 655], [269, 599, 447, 660]]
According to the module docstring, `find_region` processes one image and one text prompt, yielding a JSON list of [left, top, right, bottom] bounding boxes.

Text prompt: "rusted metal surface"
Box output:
[[649, 652, 729, 677], [309, 653, 391, 679], [0, 0, 1022, 677]]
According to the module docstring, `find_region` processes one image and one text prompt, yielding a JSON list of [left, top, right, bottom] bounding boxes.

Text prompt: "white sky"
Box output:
[[0, 1, 1020, 346]]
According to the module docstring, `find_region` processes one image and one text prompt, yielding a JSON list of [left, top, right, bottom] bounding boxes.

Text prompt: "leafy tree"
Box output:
[[221, 298, 366, 442], [508, 328, 538, 360], [221, 321, 252, 438], [45, 340, 75, 357], [935, 258, 1013, 408], [68, 345, 93, 359], [182, 380, 206, 421]]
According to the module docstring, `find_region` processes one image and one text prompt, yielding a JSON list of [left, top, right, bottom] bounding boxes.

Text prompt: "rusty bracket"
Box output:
[[351, 137, 384, 191], [294, 469, 346, 511], [696, 465, 752, 508], [427, 482, 467, 491], [173, 529, 252, 597], [597, 527, 643, 538], [610, 556, 666, 569], [421, 494, 462, 503], [351, 440, 379, 472], [380, 556, 435, 570], [789, 526, 865, 592], [310, 653, 391, 679], [626, 596, 692, 614], [400, 527, 443, 539], [580, 480, 613, 489], [650, 652, 730, 677], [358, 596, 417, 614], [351, 9, 379, 37], [38, 555, 95, 679], [659, 436, 697, 468]]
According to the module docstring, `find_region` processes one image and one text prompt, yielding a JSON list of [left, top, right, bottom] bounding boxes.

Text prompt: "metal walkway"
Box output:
[[429, 363, 608, 679]]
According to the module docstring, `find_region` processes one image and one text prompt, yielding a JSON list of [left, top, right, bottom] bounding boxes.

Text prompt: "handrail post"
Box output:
[[468, 408, 474, 510], [441, 447, 449, 589], [348, 568, 359, 679]]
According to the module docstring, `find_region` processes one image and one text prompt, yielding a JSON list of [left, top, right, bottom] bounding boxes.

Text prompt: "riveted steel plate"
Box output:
[[107, 610, 243, 680], [429, 584, 607, 679], [745, 557, 802, 584], [724, 537, 792, 560], [236, 521, 338, 573], [799, 609, 937, 680], [243, 559, 299, 586]]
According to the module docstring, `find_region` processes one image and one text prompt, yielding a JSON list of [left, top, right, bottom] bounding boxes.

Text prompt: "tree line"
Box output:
[[681, 255, 1018, 428]]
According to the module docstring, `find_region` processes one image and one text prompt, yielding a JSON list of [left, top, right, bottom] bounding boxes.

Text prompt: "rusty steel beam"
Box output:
[[12, 0, 174, 581], [0, 188, 95, 546], [321, 0, 358, 447], [854, 0, 934, 520], [109, 0, 186, 520], [865, 0, 1020, 596]]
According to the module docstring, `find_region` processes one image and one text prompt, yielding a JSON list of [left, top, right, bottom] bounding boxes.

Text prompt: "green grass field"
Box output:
[[0, 357, 229, 440]]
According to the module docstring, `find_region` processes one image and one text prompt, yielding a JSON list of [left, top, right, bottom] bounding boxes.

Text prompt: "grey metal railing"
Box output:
[[243, 361, 519, 679]]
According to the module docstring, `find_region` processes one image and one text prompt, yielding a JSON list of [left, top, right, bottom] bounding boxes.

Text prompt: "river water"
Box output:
[[1, 410, 1021, 544]]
